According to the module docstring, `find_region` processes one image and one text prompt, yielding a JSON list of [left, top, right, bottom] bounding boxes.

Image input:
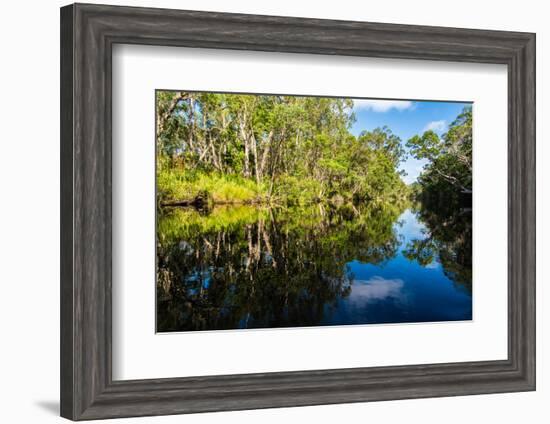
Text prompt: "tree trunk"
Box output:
[[259, 130, 273, 178], [251, 132, 260, 184], [187, 96, 195, 152], [239, 116, 251, 178], [157, 91, 188, 137]]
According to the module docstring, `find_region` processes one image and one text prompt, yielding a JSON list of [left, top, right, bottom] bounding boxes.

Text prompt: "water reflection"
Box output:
[[156, 201, 472, 332], [350, 277, 405, 303]]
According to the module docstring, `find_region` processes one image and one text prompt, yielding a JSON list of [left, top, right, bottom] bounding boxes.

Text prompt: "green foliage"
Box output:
[[404, 106, 473, 291], [271, 175, 323, 206], [407, 106, 472, 197], [357, 127, 406, 168], [156, 91, 408, 207], [154, 95, 473, 331], [158, 166, 265, 204]]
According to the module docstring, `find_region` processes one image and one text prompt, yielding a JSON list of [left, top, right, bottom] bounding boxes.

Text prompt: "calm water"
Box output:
[[156, 202, 472, 332]]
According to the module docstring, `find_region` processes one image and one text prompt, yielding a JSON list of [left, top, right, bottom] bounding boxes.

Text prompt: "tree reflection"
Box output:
[[156, 202, 405, 332], [403, 195, 472, 293]]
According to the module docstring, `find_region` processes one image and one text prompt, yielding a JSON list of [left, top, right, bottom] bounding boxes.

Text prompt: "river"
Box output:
[[156, 202, 472, 332]]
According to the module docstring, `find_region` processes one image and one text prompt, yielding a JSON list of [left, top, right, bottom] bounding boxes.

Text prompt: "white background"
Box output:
[[113, 45, 508, 380], [0, 0, 546, 423]]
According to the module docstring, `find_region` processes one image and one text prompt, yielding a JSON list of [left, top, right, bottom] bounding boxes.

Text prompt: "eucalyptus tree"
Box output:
[[156, 90, 409, 206], [406, 106, 472, 195]]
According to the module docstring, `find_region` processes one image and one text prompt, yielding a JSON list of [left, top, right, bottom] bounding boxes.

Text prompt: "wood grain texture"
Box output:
[[60, 4, 74, 419], [60, 3, 536, 420]]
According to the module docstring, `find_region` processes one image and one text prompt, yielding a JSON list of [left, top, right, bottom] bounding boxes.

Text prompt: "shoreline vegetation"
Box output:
[[157, 92, 471, 214], [157, 92, 413, 212]]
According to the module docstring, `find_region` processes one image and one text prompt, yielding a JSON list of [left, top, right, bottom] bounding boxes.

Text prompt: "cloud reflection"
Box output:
[[350, 276, 405, 303]]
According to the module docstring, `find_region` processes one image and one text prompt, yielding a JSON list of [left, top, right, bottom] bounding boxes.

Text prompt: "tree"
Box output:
[[156, 91, 409, 206], [407, 106, 472, 195]]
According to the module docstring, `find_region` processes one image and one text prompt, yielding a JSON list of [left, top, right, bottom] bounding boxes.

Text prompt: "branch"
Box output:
[[432, 167, 471, 193], [157, 92, 189, 136]]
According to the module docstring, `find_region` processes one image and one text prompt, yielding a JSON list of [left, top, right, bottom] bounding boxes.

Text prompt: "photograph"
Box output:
[[155, 91, 473, 332]]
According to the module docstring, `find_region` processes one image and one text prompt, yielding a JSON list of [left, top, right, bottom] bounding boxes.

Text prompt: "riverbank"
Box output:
[[157, 167, 410, 209]]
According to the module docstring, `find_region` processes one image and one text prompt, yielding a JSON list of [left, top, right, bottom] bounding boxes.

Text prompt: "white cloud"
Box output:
[[423, 120, 447, 133], [353, 99, 414, 113]]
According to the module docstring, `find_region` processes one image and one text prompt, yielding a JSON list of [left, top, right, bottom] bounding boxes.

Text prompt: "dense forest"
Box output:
[[157, 91, 409, 209]]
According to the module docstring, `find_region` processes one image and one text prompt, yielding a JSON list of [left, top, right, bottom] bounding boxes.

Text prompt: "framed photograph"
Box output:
[[60, 3, 536, 420]]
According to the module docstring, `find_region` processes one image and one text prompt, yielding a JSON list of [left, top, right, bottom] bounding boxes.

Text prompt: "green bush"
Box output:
[[272, 175, 323, 206], [157, 168, 264, 204]]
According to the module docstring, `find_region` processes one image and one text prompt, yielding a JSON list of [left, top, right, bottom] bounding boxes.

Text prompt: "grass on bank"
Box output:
[[157, 167, 326, 207], [158, 167, 266, 204], [157, 166, 411, 208]]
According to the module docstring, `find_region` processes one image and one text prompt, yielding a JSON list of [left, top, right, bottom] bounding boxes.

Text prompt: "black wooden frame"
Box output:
[[60, 3, 536, 420]]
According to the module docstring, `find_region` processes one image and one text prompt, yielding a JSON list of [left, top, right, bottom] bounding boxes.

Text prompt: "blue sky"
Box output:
[[349, 99, 471, 184]]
